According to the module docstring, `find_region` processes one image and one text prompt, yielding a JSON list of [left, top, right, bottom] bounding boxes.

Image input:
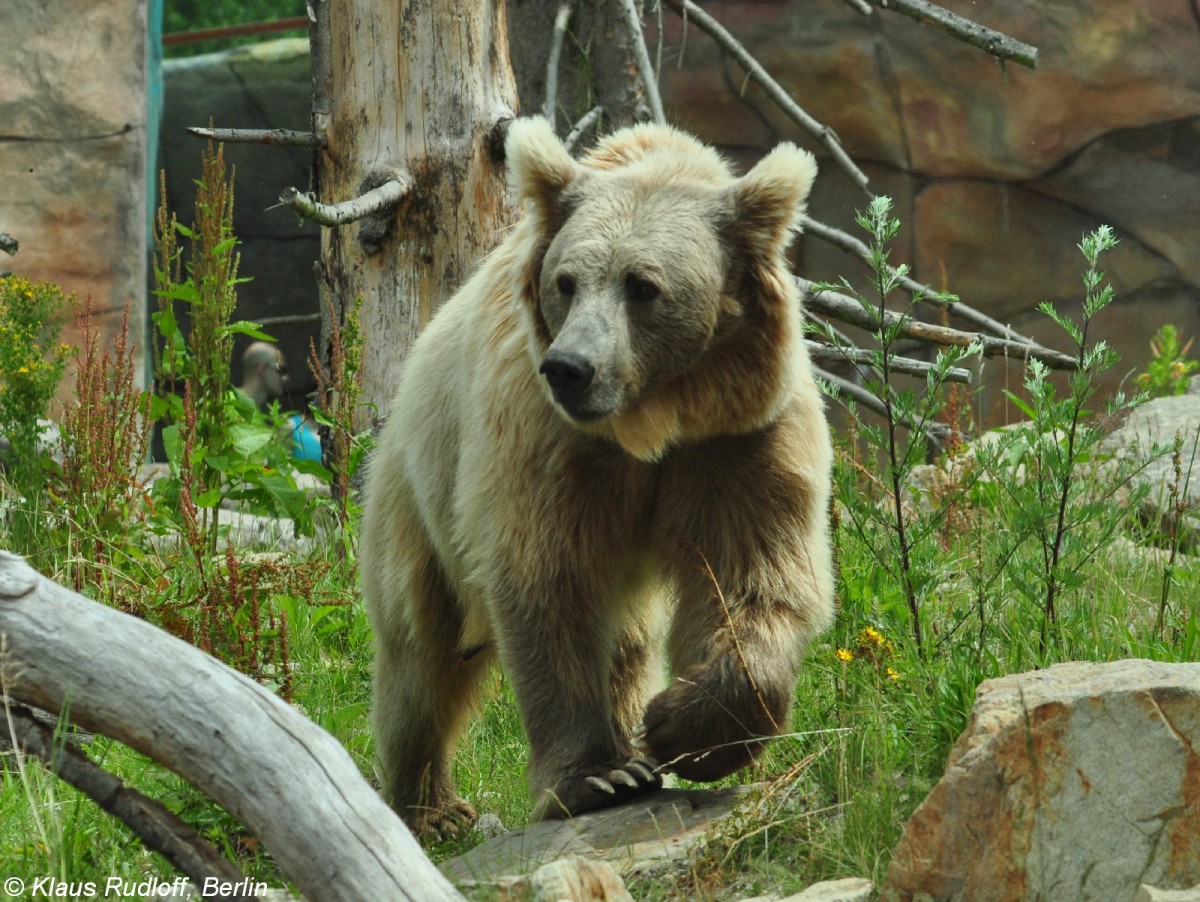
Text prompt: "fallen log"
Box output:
[[0, 551, 462, 902]]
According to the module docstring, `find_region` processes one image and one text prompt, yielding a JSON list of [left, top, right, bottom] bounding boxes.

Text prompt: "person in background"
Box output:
[[238, 341, 322, 463], [238, 341, 287, 412]]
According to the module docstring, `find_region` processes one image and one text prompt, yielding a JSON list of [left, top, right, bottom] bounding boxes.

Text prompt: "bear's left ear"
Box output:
[[505, 117, 584, 230], [727, 143, 818, 259]]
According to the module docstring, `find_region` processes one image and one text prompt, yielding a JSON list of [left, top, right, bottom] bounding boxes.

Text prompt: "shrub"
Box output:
[[0, 275, 72, 489]]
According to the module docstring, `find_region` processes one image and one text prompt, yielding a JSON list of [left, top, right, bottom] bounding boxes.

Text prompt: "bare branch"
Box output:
[[279, 171, 411, 227], [798, 277, 1079, 370], [544, 3, 574, 128], [308, 0, 332, 128], [841, 0, 874, 14], [0, 232, 16, 255], [801, 215, 1061, 349], [620, 0, 666, 123], [564, 105, 604, 152], [4, 704, 249, 897], [662, 0, 870, 193], [816, 367, 954, 445], [255, 313, 322, 327], [869, 0, 1038, 68], [806, 340, 972, 383], [187, 126, 326, 148]]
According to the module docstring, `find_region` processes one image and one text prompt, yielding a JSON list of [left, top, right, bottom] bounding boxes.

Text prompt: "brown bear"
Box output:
[[360, 116, 834, 837]]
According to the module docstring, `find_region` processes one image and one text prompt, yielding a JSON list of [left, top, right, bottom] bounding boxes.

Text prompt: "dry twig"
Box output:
[[661, 0, 870, 192], [867, 0, 1038, 68], [187, 126, 326, 148], [543, 3, 574, 127], [800, 215, 1059, 348], [621, 0, 666, 122], [817, 367, 954, 445], [564, 105, 604, 151], [279, 171, 411, 227], [799, 277, 1078, 370], [806, 340, 972, 383]]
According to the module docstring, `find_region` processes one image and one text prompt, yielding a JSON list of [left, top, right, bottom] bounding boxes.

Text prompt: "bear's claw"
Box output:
[[532, 755, 662, 821], [585, 775, 617, 795]]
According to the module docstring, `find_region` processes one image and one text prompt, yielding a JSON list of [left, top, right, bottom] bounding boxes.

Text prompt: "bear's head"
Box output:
[[505, 117, 817, 462]]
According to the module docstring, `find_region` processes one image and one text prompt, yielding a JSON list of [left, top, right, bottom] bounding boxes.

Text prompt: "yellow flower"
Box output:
[[885, 667, 900, 682], [859, 626, 885, 647], [836, 648, 854, 663], [17, 365, 28, 374]]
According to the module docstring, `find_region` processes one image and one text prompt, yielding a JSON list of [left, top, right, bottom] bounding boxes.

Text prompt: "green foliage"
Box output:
[[1136, 323, 1198, 398], [973, 226, 1149, 654], [813, 196, 981, 656], [151, 143, 314, 549], [306, 295, 372, 544], [0, 275, 73, 490], [0, 136, 380, 897]]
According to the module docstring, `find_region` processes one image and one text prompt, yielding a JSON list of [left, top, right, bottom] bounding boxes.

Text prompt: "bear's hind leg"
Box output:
[[373, 635, 490, 838], [371, 555, 491, 839]]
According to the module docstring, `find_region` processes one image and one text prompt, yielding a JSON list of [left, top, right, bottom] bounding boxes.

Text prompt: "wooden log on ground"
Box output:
[[0, 551, 463, 902]]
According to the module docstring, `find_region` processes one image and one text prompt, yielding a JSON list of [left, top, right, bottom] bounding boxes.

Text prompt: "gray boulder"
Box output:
[[882, 660, 1200, 902]]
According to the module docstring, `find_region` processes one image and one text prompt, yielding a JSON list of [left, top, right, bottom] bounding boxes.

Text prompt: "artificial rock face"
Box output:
[[360, 117, 834, 836]]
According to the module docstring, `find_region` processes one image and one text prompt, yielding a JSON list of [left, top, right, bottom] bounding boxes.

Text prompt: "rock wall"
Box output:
[[655, 0, 1200, 424], [0, 0, 151, 391]]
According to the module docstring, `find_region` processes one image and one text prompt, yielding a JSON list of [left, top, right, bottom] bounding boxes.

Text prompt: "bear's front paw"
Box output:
[[530, 756, 661, 821], [633, 670, 784, 782]]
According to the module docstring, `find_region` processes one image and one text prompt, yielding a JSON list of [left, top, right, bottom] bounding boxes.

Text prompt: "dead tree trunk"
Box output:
[[508, 0, 663, 138], [0, 551, 463, 901], [307, 0, 520, 428]]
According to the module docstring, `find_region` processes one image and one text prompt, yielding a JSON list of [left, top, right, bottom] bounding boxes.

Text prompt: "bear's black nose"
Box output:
[[539, 350, 595, 398]]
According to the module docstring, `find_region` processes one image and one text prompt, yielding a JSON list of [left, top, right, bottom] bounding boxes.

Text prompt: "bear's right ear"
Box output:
[[726, 143, 818, 261], [505, 117, 583, 228]]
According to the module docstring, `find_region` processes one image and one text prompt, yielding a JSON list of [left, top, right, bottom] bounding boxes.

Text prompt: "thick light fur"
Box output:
[[361, 117, 835, 836]]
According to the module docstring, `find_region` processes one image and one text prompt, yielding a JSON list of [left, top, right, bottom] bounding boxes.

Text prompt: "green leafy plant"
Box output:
[[814, 196, 981, 656], [0, 275, 73, 491], [1153, 427, 1198, 641], [146, 141, 318, 687], [307, 295, 372, 541], [151, 142, 315, 545], [1136, 323, 1197, 398], [980, 226, 1147, 654]]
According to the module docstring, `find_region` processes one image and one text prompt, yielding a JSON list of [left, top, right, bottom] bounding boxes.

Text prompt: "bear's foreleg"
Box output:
[[639, 427, 834, 781], [636, 595, 811, 781], [490, 587, 662, 821]]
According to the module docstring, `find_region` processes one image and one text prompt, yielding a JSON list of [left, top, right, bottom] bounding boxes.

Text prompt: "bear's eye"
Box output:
[[556, 274, 576, 298], [625, 274, 660, 304]]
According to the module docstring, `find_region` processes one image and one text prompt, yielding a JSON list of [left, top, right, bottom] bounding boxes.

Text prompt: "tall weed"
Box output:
[[814, 196, 980, 656], [977, 226, 1150, 654], [52, 297, 152, 595]]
